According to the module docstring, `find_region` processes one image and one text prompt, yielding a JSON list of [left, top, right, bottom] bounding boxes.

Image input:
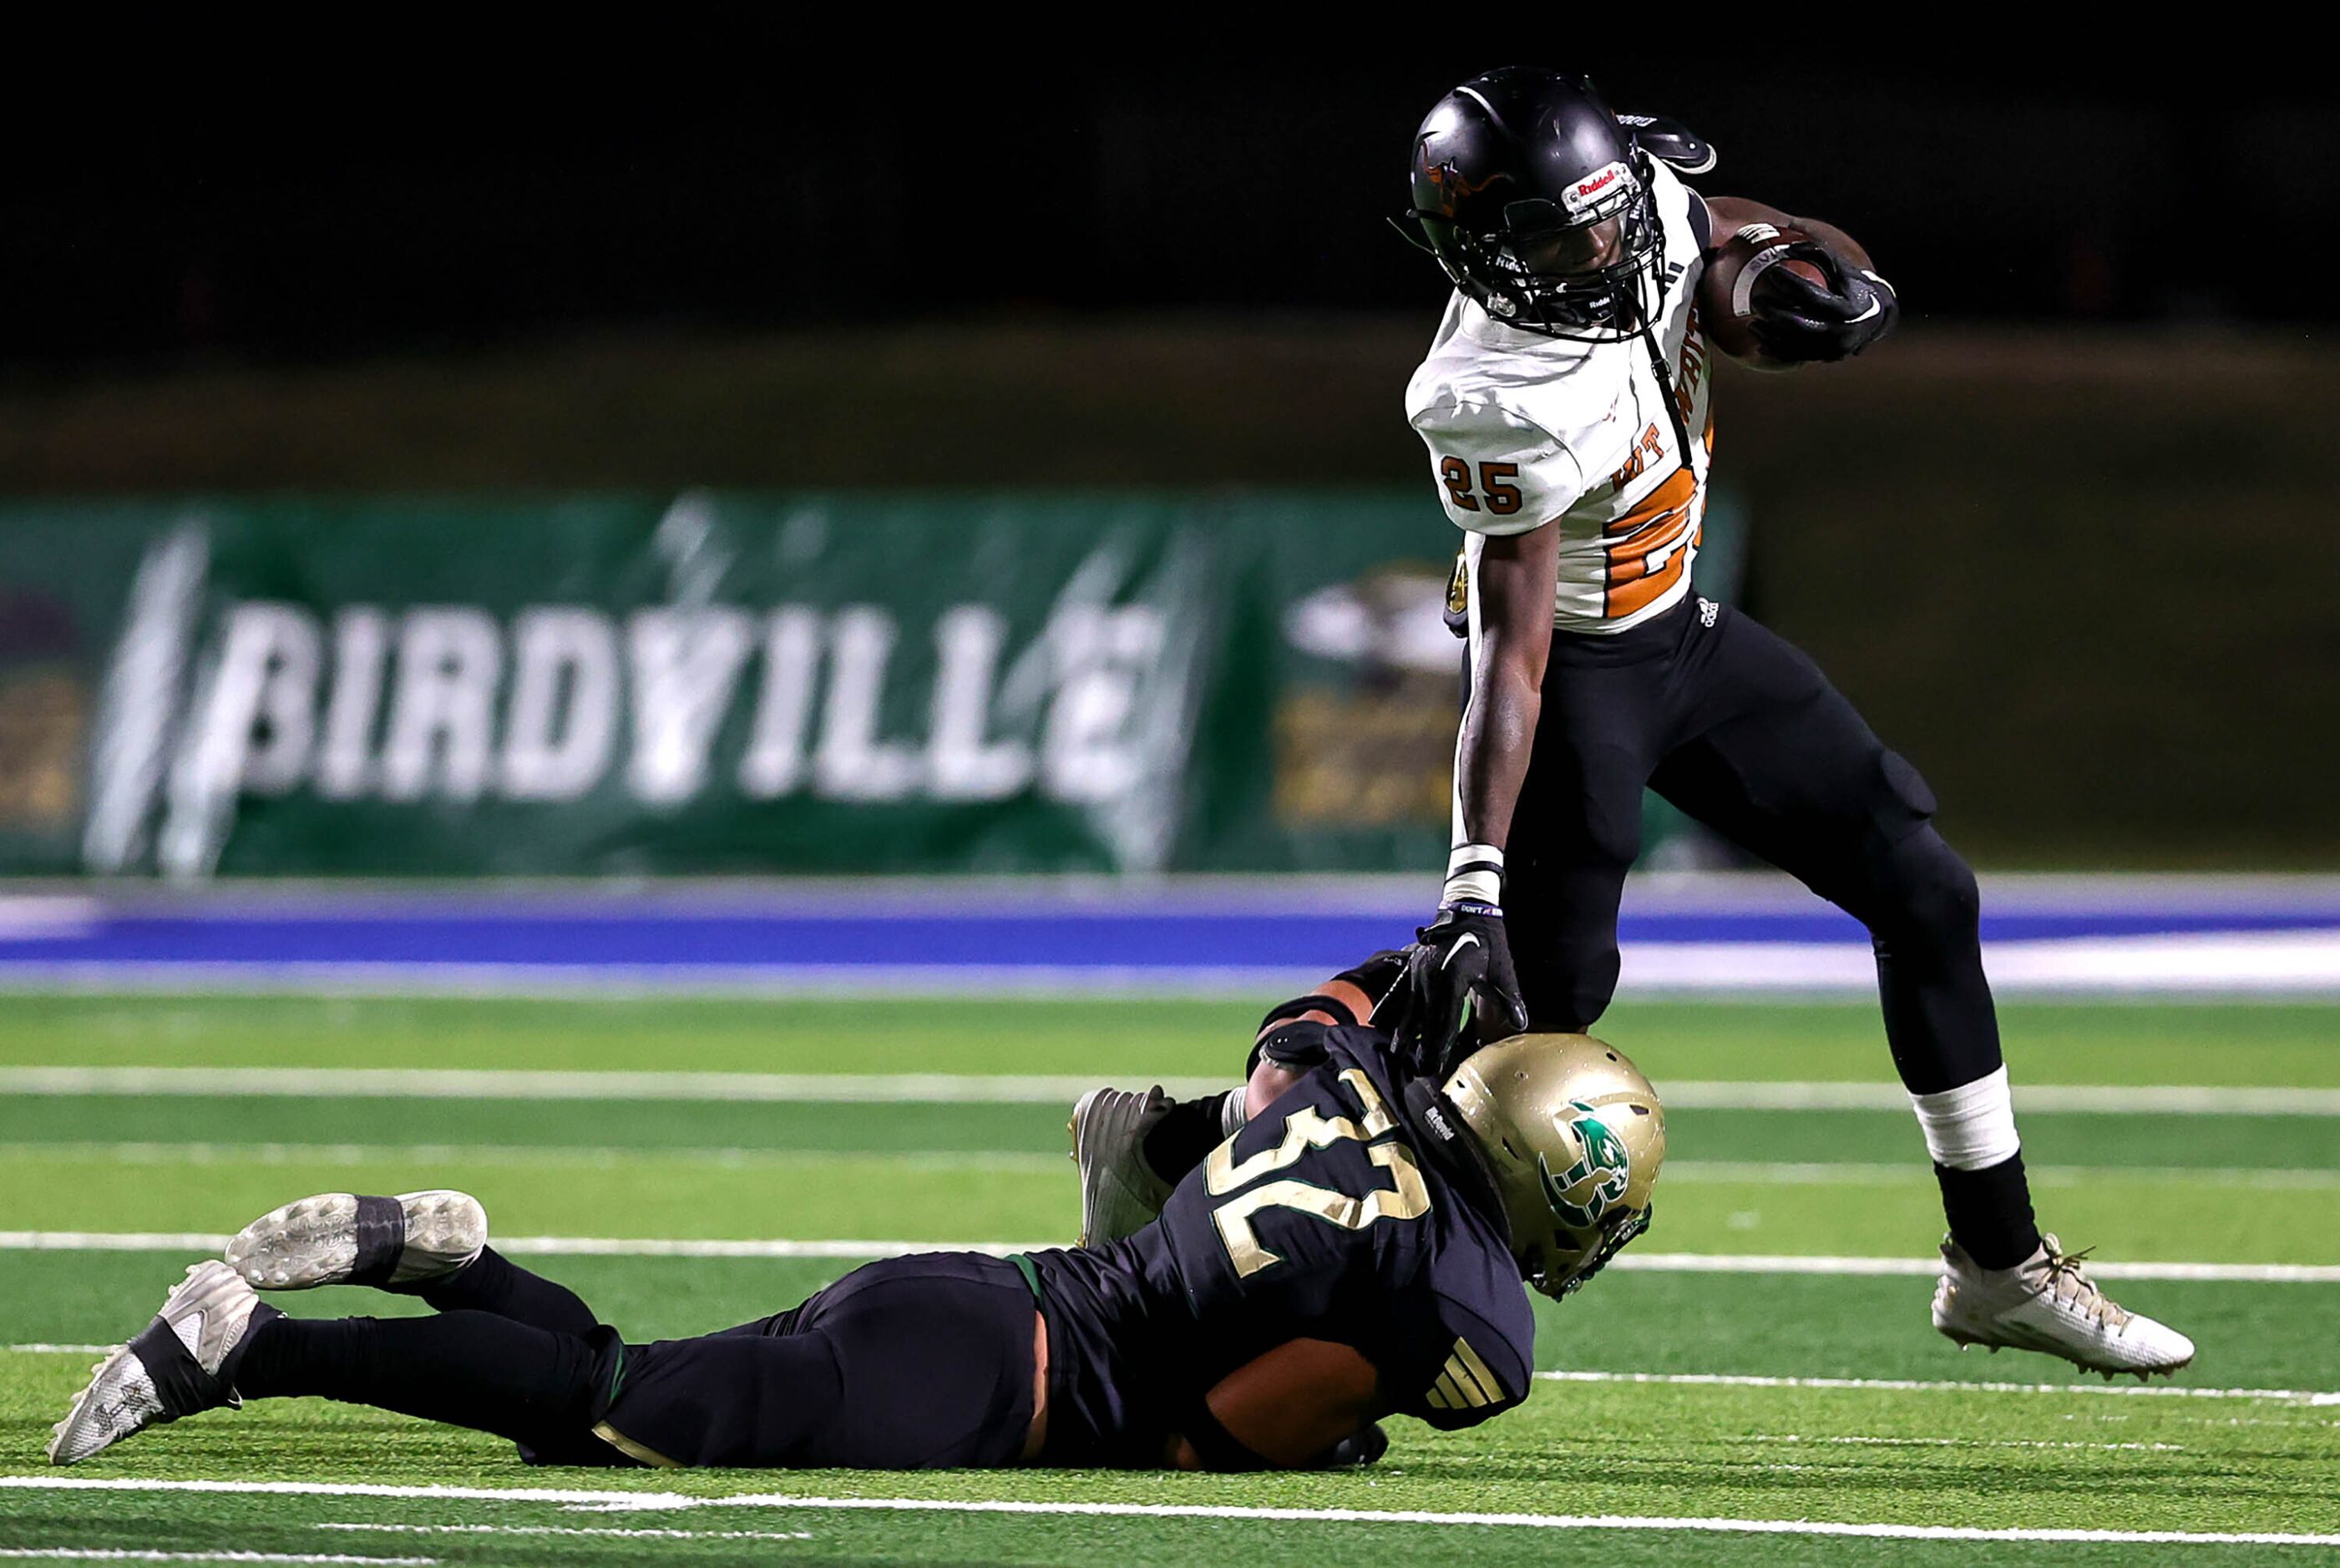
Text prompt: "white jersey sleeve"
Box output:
[[1401, 159, 1716, 633], [1408, 392, 1583, 537]]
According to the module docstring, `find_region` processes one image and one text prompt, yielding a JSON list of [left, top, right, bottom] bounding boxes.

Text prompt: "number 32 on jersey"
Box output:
[[1203, 1070, 1433, 1277]]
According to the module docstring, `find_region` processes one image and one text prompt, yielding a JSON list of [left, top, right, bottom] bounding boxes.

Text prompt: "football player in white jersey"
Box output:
[[1392, 68, 2192, 1378]]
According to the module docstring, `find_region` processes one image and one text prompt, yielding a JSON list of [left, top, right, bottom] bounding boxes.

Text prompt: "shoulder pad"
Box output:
[[1617, 113, 1717, 177], [1252, 1018, 1339, 1075]]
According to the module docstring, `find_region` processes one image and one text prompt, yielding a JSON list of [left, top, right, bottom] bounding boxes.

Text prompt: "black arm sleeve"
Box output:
[[1332, 949, 1414, 1022], [1178, 1398, 1273, 1472], [1247, 950, 1416, 1077]]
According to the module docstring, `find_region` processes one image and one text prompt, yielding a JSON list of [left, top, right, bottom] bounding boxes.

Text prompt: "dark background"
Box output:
[[8, 31, 2340, 374], [3, 31, 2335, 867]]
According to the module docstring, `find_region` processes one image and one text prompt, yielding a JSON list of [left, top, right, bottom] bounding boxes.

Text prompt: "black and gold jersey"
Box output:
[[1027, 1027, 1534, 1464]]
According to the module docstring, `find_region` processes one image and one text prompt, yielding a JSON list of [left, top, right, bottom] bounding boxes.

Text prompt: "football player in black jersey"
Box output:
[[49, 961, 1664, 1473]]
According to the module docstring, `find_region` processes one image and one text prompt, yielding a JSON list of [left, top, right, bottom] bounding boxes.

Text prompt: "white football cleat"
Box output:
[[1933, 1233, 2196, 1378], [1070, 1086, 1178, 1247], [226, 1190, 486, 1291], [49, 1261, 268, 1465]]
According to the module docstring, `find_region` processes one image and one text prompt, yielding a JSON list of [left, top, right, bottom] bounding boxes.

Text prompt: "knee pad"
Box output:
[[1249, 1018, 1337, 1079], [1865, 826, 1980, 949], [1515, 942, 1619, 1034]]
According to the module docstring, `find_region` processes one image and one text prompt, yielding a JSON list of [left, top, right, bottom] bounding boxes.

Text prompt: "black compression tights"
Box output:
[[236, 1310, 610, 1447], [234, 1248, 620, 1457], [414, 1246, 599, 1334]]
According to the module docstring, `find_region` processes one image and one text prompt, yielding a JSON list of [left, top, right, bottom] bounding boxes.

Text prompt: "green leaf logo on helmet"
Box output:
[[1537, 1100, 1632, 1230]]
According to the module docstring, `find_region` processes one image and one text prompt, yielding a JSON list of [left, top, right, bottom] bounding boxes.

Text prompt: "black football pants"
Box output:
[[236, 1248, 1038, 1469], [1501, 594, 2001, 1099]]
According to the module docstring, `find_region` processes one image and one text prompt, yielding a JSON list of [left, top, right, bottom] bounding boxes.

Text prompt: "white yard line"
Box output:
[[0, 1142, 1067, 1174], [1604, 1252, 2340, 1282], [0, 1553, 433, 1566], [316, 1525, 809, 1542], [0, 1476, 2332, 1546], [0, 1232, 1039, 1262], [1747, 1433, 2184, 1451], [0, 1232, 236, 1254], [1671, 1080, 2340, 1115], [1538, 1369, 2340, 1405], [2, 1231, 2333, 1282], [1664, 1161, 2340, 1191], [5, 1067, 2338, 1115], [0, 1068, 1238, 1104], [5, 1144, 2334, 1191], [0, 962, 1328, 1000]]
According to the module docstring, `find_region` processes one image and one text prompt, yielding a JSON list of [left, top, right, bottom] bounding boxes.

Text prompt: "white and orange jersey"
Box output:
[[1406, 158, 1717, 635]]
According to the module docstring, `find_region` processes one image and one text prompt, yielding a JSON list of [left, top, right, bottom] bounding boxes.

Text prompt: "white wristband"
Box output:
[[1443, 842, 1504, 908], [1446, 843, 1505, 876]]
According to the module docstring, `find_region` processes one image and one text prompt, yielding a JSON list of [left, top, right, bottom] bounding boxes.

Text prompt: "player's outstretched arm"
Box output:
[[1405, 522, 1560, 1075], [1703, 195, 1897, 363], [1162, 1337, 1383, 1471], [1450, 525, 1561, 885]]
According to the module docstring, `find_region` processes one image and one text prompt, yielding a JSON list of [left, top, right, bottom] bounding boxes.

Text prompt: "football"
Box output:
[[1696, 221, 1830, 367]]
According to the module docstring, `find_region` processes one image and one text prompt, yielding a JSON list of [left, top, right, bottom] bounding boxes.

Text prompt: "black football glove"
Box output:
[[1748, 245, 1899, 363], [1309, 1421, 1390, 1469], [1403, 903, 1530, 1080]]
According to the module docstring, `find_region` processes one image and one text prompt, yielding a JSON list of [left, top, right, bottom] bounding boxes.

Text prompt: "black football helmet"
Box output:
[[1398, 68, 1666, 342]]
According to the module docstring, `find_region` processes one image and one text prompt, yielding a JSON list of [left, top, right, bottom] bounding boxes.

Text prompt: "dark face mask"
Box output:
[[1476, 184, 1666, 341]]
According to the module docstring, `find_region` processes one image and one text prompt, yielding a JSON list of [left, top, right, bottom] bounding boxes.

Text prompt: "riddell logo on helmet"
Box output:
[[1561, 161, 1628, 215]]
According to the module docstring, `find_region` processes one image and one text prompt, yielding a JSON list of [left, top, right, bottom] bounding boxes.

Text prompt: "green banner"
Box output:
[[0, 493, 1728, 877]]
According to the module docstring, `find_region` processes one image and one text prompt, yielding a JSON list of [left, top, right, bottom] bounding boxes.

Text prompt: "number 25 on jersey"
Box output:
[[1438, 458, 1522, 517]]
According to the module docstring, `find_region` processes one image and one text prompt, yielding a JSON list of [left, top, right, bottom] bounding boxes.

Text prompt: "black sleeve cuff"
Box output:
[[1180, 1399, 1273, 1472]]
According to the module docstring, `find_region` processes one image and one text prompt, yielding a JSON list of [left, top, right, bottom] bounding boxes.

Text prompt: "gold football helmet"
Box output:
[[1441, 1032, 1666, 1299]]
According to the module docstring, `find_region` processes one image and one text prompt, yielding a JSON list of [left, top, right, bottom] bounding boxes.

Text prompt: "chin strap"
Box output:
[[1618, 147, 1696, 468], [1635, 308, 1696, 488], [1546, 1205, 1656, 1302]]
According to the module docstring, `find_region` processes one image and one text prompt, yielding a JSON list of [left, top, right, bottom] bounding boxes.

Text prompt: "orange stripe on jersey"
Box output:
[[1603, 468, 1701, 620]]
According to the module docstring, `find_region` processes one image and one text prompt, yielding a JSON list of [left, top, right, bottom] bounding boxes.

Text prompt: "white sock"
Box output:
[[1908, 1065, 2020, 1170]]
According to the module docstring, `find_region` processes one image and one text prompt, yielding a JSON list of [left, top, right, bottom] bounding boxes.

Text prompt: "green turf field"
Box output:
[[2, 994, 2336, 1564]]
